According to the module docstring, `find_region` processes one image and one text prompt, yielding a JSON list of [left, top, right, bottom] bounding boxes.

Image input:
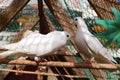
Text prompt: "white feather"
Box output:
[[74, 17, 116, 63], [0, 30, 71, 58]]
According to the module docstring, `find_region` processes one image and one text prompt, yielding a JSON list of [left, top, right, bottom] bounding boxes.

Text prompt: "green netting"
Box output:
[[0, 2, 37, 43], [7, 20, 20, 32], [63, 0, 76, 19], [106, 71, 116, 80]]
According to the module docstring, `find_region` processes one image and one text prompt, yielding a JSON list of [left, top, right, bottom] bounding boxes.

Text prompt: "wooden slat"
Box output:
[[61, 47, 87, 78], [10, 12, 39, 43], [88, 0, 120, 20], [0, 68, 88, 79], [47, 57, 66, 80], [0, 0, 30, 31], [0, 59, 120, 70]]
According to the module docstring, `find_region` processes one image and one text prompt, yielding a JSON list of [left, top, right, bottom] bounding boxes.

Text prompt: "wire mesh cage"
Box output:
[[0, 0, 120, 80]]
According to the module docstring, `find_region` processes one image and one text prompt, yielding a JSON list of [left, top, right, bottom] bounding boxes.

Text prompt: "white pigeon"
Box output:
[[74, 17, 117, 64], [0, 30, 71, 59]]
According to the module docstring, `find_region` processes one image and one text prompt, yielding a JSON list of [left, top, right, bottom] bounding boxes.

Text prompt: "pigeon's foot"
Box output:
[[34, 57, 48, 72], [90, 57, 97, 63], [38, 58, 48, 72], [84, 60, 93, 66], [83, 57, 96, 66], [15, 68, 23, 75]]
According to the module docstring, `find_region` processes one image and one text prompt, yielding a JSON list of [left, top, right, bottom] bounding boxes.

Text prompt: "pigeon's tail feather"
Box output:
[[1, 43, 17, 50], [86, 41, 116, 63], [94, 52, 116, 64], [108, 54, 117, 64], [107, 49, 118, 64], [112, 60, 117, 64], [109, 55, 117, 64], [0, 51, 17, 58]]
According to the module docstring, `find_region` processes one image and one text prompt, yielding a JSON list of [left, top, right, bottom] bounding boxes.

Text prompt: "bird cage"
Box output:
[[0, 0, 120, 80]]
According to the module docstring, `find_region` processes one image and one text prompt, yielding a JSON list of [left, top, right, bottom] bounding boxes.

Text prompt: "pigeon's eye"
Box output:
[[67, 34, 69, 37], [75, 18, 78, 21]]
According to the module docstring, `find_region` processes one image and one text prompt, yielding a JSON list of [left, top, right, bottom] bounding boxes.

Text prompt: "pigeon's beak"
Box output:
[[70, 19, 74, 24], [68, 32, 75, 40], [66, 31, 74, 41], [70, 19, 77, 28], [72, 20, 77, 28], [69, 19, 73, 24]]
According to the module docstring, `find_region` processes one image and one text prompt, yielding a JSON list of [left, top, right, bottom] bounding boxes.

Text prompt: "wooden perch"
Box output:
[[0, 68, 86, 78], [0, 59, 120, 70]]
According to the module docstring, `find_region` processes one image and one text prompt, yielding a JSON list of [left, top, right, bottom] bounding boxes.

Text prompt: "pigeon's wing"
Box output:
[[17, 34, 49, 55], [0, 34, 48, 58], [0, 43, 19, 50], [33, 31, 69, 57], [0, 31, 69, 58], [84, 34, 116, 63], [15, 32, 57, 56], [0, 33, 45, 52], [83, 33, 103, 54]]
